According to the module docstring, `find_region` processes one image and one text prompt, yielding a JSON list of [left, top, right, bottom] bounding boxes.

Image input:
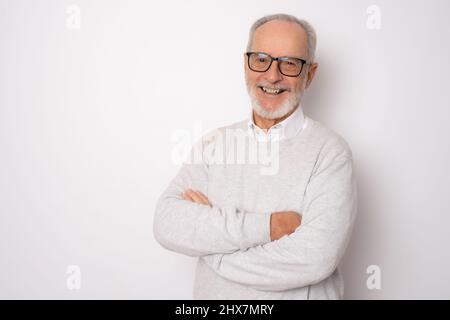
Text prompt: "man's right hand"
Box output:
[[270, 211, 302, 241]]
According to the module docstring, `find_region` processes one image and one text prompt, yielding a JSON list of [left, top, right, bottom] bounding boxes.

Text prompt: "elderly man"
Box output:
[[154, 13, 357, 300]]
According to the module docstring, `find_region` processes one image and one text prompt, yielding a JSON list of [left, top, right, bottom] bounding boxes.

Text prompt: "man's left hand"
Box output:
[[182, 189, 212, 208]]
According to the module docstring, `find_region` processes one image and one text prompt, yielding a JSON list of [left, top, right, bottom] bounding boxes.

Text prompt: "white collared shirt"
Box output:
[[247, 104, 308, 141]]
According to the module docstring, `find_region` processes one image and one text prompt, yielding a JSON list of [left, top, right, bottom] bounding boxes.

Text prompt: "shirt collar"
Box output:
[[247, 104, 305, 141]]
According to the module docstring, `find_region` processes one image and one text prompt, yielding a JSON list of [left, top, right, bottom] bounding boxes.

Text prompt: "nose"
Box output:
[[265, 60, 283, 83]]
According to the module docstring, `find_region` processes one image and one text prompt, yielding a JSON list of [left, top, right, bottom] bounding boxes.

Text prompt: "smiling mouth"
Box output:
[[259, 86, 287, 95]]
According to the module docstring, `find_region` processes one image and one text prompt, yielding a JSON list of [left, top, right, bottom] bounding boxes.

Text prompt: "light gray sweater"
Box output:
[[153, 115, 357, 299]]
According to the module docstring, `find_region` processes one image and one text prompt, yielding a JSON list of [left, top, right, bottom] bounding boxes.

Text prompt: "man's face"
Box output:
[[245, 20, 312, 120]]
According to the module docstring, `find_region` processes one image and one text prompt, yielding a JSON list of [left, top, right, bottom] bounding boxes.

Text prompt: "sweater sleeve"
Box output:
[[201, 145, 357, 291], [153, 132, 272, 257]]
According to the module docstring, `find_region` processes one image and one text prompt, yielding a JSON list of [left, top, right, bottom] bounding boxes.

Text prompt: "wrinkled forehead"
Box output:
[[251, 20, 308, 59]]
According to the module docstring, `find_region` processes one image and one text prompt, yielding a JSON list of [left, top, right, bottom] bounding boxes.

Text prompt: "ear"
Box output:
[[305, 62, 318, 89]]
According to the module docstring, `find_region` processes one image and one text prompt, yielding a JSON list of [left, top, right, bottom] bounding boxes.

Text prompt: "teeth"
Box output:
[[262, 87, 282, 94]]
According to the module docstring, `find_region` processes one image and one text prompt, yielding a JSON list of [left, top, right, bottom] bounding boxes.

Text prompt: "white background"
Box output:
[[1, 0, 450, 299]]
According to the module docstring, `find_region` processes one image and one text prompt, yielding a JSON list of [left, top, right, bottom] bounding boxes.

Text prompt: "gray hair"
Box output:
[[246, 13, 317, 63]]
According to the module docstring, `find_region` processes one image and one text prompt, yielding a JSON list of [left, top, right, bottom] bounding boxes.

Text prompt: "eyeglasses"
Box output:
[[246, 52, 308, 77]]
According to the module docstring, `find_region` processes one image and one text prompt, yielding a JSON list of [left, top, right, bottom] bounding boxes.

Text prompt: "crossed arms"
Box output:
[[153, 140, 357, 291], [182, 188, 302, 242]]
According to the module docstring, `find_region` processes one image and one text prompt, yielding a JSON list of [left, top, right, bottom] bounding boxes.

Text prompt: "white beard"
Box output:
[[246, 82, 304, 120]]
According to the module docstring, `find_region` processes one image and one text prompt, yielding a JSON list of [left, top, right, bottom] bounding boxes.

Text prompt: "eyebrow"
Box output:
[[253, 51, 306, 60]]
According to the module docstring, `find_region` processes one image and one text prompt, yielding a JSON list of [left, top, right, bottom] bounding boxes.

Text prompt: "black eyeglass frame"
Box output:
[[245, 52, 308, 77]]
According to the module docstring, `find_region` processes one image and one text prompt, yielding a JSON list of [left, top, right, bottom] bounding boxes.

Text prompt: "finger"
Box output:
[[190, 190, 210, 206], [189, 191, 209, 206], [183, 189, 201, 203], [182, 189, 195, 202], [184, 189, 211, 207], [196, 191, 212, 207]]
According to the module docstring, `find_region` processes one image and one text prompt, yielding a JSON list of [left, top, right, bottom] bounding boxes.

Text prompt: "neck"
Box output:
[[253, 106, 298, 132]]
